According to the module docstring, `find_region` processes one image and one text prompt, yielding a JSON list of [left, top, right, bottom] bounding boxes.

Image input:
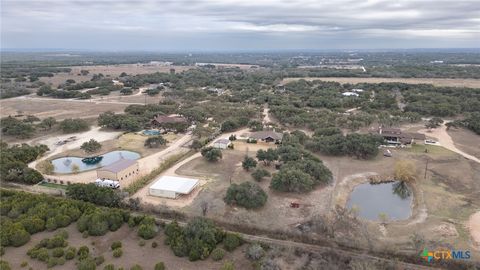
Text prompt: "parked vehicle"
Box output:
[[95, 178, 120, 189]]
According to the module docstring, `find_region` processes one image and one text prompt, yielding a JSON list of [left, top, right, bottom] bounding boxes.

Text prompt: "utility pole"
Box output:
[[424, 158, 429, 180]]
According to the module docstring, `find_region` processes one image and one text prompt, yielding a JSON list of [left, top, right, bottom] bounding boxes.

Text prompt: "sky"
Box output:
[[1, 0, 479, 51]]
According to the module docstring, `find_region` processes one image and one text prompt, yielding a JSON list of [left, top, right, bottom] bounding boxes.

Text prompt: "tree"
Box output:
[[154, 262, 165, 270], [71, 164, 80, 174], [81, 139, 102, 154], [40, 117, 57, 130], [425, 117, 443, 129], [191, 140, 203, 151], [220, 261, 235, 270], [201, 147, 222, 162], [248, 120, 263, 131], [224, 182, 267, 209], [144, 136, 167, 148], [59, 118, 89, 133], [394, 160, 416, 183], [120, 88, 133, 95], [66, 183, 121, 207], [251, 168, 270, 181], [270, 169, 314, 193], [256, 148, 278, 166], [223, 233, 242, 251], [241, 156, 257, 171]]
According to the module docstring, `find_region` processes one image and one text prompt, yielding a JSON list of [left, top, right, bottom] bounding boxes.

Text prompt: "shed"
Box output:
[[213, 139, 231, 149], [97, 159, 139, 182], [149, 176, 199, 199]]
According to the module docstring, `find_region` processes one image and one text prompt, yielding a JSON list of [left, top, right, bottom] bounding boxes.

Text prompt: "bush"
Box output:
[[138, 240, 146, 247], [220, 261, 235, 270], [113, 248, 123, 258], [154, 262, 165, 270], [251, 168, 270, 181], [224, 182, 267, 209], [8, 225, 30, 247], [137, 217, 157, 240], [77, 258, 97, 270], [59, 118, 89, 133], [47, 257, 58, 268], [223, 233, 242, 251], [20, 261, 28, 268], [103, 264, 115, 270], [111, 241, 122, 250], [52, 247, 64, 257], [242, 156, 257, 171], [201, 147, 222, 162], [144, 136, 167, 148], [246, 244, 265, 261], [65, 247, 76, 260], [77, 246, 90, 260], [130, 265, 142, 270], [210, 248, 225, 261], [0, 260, 11, 270], [95, 256, 105, 266], [151, 241, 158, 248]]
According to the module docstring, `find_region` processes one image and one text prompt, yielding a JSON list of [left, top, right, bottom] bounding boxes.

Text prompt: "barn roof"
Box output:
[[150, 176, 199, 194]]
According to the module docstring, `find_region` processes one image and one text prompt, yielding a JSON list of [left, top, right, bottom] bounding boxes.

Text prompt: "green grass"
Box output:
[[38, 182, 68, 190], [406, 144, 455, 156], [123, 150, 194, 195]]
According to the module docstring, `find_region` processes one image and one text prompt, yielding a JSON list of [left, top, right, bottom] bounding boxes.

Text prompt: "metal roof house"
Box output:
[[375, 127, 426, 145], [149, 176, 199, 199], [97, 159, 139, 182], [249, 131, 283, 143]]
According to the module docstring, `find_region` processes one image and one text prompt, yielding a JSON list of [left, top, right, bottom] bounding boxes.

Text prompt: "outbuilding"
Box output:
[[96, 159, 139, 182], [213, 138, 231, 149], [149, 176, 199, 199]]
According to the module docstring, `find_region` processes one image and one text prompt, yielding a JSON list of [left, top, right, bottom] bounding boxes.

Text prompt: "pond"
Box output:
[[143, 129, 160, 136], [346, 181, 412, 221], [51, 150, 141, 174]]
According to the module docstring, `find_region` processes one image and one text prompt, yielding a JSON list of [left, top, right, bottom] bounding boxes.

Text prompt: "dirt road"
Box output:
[[418, 124, 480, 164]]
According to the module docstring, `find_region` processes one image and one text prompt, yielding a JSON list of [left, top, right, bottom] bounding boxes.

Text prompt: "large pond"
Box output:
[[51, 150, 141, 174], [346, 181, 412, 221]]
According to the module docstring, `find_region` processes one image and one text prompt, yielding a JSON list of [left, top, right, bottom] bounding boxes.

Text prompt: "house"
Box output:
[[151, 115, 189, 132], [149, 176, 199, 199], [250, 131, 283, 143], [213, 139, 231, 149], [375, 127, 425, 145], [97, 159, 139, 182], [342, 92, 359, 97]]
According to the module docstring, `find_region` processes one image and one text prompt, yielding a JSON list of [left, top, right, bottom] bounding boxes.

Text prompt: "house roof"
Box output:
[[215, 139, 231, 145], [150, 176, 199, 194], [250, 131, 283, 140], [152, 115, 186, 124], [98, 159, 137, 173]]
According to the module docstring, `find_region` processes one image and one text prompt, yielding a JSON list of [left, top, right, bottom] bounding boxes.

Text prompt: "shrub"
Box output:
[[103, 264, 115, 270], [138, 240, 146, 247], [137, 217, 157, 240], [57, 257, 66, 265], [95, 256, 105, 266], [224, 182, 267, 209], [47, 235, 66, 249], [9, 224, 30, 247], [77, 257, 97, 270], [47, 257, 58, 268], [210, 248, 225, 261], [223, 233, 242, 251], [111, 241, 122, 250], [113, 248, 123, 258], [246, 244, 264, 260], [201, 147, 222, 162], [65, 247, 76, 260], [51, 247, 64, 257], [220, 261, 235, 270], [154, 262, 165, 270], [55, 229, 69, 239], [130, 265, 142, 270], [0, 260, 11, 270], [82, 231, 89, 238], [251, 168, 270, 181], [151, 241, 158, 248], [20, 261, 28, 267], [77, 246, 90, 260], [242, 156, 257, 171]]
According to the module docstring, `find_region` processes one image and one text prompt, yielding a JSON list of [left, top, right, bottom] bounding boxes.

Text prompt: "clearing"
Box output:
[[282, 77, 480, 88]]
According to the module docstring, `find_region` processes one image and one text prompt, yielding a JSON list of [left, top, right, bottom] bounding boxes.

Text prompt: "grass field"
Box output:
[[38, 182, 67, 190], [282, 77, 480, 88], [406, 144, 455, 156]]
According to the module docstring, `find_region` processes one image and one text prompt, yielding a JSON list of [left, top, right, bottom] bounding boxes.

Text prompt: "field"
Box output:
[[161, 144, 480, 258], [40, 64, 196, 87], [282, 77, 480, 88], [448, 128, 480, 159]]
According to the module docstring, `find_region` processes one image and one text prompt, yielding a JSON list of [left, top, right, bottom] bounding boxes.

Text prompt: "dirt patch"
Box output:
[[468, 212, 480, 250], [448, 128, 480, 159], [282, 77, 480, 88]]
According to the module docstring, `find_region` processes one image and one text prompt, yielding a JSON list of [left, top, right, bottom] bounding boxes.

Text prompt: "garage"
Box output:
[[149, 176, 199, 199]]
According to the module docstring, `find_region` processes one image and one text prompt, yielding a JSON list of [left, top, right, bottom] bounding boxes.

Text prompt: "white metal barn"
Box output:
[[149, 176, 199, 199]]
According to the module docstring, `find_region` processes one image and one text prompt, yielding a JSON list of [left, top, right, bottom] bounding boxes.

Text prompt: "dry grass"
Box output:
[[282, 77, 480, 88]]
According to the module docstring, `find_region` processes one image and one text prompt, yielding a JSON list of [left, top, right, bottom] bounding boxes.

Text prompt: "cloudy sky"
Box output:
[[2, 0, 479, 51]]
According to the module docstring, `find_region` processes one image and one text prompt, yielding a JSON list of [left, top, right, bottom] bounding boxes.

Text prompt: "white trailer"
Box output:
[[95, 178, 120, 189]]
